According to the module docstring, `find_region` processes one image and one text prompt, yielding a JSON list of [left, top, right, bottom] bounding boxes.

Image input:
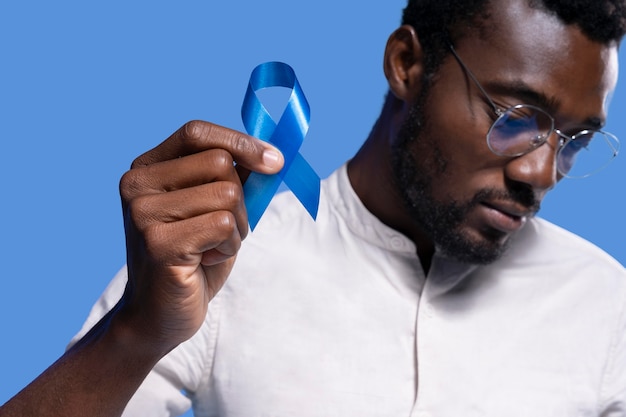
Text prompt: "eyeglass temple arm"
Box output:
[[447, 43, 503, 116]]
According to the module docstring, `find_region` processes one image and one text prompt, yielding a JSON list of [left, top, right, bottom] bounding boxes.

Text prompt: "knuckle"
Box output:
[[213, 211, 238, 235], [181, 120, 213, 149], [210, 148, 235, 171], [228, 131, 259, 157], [181, 120, 260, 160], [126, 195, 156, 228], [182, 120, 207, 140], [119, 170, 143, 202], [129, 155, 143, 170], [216, 181, 242, 208], [142, 223, 170, 261]]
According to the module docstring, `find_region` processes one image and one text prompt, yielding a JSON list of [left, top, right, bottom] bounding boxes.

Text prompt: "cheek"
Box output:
[[427, 111, 495, 174], [424, 68, 502, 172], [418, 115, 506, 201]]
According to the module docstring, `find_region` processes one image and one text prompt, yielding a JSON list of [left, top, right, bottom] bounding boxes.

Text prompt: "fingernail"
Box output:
[[263, 149, 282, 167]]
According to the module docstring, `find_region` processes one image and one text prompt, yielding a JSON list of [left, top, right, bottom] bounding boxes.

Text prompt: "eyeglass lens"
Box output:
[[487, 105, 619, 178]]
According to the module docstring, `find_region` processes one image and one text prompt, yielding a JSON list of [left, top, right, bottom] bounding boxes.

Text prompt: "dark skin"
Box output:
[[0, 123, 285, 416], [0, 1, 618, 416], [350, 2, 616, 271]]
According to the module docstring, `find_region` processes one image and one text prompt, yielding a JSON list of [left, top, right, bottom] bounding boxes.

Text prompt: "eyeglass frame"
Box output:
[[446, 43, 620, 179]]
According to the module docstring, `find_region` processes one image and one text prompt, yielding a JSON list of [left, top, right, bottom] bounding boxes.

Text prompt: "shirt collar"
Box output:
[[327, 162, 417, 255], [326, 162, 478, 292]]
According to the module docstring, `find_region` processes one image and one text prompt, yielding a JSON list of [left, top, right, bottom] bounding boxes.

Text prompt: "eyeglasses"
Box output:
[[448, 44, 620, 179]]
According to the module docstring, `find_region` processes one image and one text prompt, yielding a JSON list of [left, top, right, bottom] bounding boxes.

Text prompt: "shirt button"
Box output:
[[390, 235, 405, 249]]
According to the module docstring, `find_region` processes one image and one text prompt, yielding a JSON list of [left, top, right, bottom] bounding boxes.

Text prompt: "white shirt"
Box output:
[[73, 164, 626, 417]]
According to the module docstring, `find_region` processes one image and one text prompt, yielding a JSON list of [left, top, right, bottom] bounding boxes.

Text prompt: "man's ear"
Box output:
[[384, 25, 425, 103]]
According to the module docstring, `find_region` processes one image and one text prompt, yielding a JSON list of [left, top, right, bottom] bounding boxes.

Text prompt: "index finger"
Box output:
[[132, 120, 284, 174]]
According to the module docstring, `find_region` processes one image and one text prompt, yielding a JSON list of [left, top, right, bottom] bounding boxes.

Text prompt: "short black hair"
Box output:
[[535, 0, 626, 43], [401, 0, 626, 75]]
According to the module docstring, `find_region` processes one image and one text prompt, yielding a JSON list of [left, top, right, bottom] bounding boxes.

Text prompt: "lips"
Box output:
[[479, 201, 533, 233]]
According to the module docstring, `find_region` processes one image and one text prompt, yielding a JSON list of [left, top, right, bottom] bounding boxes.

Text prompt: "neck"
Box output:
[[347, 94, 435, 273]]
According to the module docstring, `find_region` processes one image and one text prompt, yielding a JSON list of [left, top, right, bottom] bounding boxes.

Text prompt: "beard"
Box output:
[[391, 92, 540, 265]]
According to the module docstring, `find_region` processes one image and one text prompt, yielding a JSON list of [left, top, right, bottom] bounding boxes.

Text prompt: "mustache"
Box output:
[[471, 185, 541, 215]]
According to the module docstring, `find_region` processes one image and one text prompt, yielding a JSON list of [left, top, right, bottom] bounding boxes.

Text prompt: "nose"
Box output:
[[503, 135, 560, 197]]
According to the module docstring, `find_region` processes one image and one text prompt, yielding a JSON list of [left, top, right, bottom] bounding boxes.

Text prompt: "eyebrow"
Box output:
[[486, 80, 605, 130]]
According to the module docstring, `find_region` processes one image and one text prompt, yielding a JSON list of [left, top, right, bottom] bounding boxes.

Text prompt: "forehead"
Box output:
[[453, 0, 619, 121]]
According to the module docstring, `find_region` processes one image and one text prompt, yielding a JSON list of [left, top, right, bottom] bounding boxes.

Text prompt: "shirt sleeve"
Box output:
[[600, 281, 626, 417], [68, 266, 216, 417]]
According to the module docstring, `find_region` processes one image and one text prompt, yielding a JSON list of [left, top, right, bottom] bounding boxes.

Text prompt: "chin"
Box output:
[[435, 227, 511, 265]]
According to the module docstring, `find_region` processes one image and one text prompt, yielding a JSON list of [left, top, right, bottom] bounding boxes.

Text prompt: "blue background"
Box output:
[[1, 1, 624, 414]]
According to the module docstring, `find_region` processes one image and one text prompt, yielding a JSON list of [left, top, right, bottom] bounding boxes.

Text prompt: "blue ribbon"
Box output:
[[241, 61, 320, 230]]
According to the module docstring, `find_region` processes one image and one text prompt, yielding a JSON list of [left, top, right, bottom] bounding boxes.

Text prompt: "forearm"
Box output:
[[0, 305, 166, 417]]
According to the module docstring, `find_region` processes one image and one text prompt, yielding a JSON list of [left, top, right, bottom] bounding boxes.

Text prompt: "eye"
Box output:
[[567, 139, 587, 152], [493, 106, 551, 142], [506, 105, 536, 121], [559, 133, 593, 162], [568, 132, 594, 152]]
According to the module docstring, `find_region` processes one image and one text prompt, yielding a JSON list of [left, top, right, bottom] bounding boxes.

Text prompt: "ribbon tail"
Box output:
[[243, 172, 283, 230], [283, 152, 320, 220]]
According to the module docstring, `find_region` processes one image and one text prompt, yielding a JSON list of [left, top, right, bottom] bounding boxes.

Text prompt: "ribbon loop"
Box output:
[[241, 62, 320, 230]]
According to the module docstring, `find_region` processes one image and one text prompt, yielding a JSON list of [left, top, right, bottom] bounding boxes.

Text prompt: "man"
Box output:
[[2, 0, 625, 416]]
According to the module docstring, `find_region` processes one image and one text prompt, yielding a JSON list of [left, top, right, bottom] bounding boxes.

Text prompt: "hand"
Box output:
[[117, 120, 283, 354]]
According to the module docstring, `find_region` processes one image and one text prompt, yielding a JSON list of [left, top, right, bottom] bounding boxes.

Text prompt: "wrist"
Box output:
[[102, 299, 177, 363]]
